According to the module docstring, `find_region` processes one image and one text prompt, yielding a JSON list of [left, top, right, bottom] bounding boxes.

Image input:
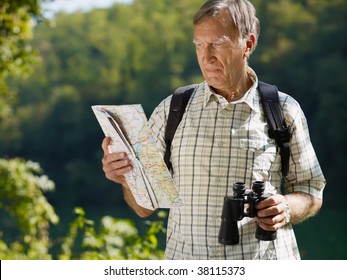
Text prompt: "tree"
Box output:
[[0, 0, 54, 260], [0, 0, 45, 119], [0, 158, 165, 259], [1, 0, 346, 259], [0, 0, 167, 260], [0, 158, 58, 259]]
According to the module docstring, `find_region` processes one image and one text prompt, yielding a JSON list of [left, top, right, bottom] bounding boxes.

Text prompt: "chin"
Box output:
[[205, 78, 223, 88]]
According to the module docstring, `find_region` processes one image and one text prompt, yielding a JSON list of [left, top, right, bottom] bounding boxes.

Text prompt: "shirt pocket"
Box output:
[[231, 126, 280, 185]]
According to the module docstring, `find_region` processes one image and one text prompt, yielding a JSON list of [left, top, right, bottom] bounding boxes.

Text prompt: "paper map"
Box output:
[[92, 105, 183, 210]]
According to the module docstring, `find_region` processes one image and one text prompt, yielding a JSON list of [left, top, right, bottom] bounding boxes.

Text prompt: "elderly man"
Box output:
[[101, 0, 325, 260]]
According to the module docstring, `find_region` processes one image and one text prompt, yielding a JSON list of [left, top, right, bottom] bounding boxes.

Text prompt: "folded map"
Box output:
[[92, 105, 184, 210]]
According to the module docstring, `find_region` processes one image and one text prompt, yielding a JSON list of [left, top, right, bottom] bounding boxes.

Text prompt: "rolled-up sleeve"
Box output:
[[284, 95, 326, 199]]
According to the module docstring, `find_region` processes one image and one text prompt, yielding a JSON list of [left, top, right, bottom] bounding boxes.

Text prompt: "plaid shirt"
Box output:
[[148, 68, 325, 260]]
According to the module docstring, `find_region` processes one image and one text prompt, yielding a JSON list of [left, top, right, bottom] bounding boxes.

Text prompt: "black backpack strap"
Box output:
[[258, 81, 292, 193], [164, 84, 197, 172]]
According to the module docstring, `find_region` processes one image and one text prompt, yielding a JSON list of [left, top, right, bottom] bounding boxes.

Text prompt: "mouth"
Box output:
[[204, 67, 221, 73], [204, 68, 222, 77]]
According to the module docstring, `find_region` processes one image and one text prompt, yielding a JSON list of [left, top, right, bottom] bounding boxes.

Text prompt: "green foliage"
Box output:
[[0, 0, 46, 118], [0, 0, 346, 260], [0, 0, 205, 211], [0, 158, 58, 259], [0, 157, 166, 259], [59, 208, 165, 260], [0, 0, 41, 78]]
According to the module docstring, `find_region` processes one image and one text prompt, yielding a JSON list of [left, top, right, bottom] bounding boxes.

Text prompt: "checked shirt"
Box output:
[[148, 68, 325, 260]]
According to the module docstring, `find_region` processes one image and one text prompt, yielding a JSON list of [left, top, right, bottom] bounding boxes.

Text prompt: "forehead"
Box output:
[[193, 9, 238, 40]]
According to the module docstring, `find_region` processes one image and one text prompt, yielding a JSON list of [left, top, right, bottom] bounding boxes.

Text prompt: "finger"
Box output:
[[256, 194, 282, 210], [256, 211, 287, 230], [257, 213, 284, 225], [103, 154, 131, 172], [101, 136, 112, 153], [257, 221, 278, 231], [257, 204, 282, 218], [105, 165, 132, 180], [103, 156, 132, 184]]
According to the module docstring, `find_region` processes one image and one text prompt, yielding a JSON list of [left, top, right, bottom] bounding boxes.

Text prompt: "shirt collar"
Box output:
[[201, 67, 261, 113]]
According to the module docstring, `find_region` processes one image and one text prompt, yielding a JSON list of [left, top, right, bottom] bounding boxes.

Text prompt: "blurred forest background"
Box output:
[[0, 0, 346, 259]]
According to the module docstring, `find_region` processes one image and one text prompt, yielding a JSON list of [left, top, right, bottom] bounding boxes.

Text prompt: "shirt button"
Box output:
[[218, 142, 224, 147]]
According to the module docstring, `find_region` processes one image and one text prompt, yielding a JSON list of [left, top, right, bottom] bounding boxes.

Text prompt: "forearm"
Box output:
[[285, 191, 322, 224], [101, 138, 154, 218], [122, 185, 154, 218]]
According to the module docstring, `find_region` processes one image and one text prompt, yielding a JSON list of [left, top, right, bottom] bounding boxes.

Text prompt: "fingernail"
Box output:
[[107, 145, 113, 154]]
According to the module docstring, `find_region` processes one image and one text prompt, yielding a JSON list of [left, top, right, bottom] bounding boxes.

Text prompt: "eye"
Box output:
[[193, 40, 204, 49], [213, 42, 223, 48], [212, 37, 231, 49], [213, 40, 229, 49]]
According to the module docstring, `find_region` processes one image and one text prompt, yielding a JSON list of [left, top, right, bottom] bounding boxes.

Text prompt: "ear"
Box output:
[[244, 33, 257, 58]]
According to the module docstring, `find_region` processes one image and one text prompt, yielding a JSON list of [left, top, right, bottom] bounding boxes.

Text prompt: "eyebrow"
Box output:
[[193, 36, 230, 44], [215, 37, 230, 45]]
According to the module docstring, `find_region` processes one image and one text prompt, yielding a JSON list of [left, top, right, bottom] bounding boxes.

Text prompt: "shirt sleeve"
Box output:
[[281, 93, 326, 199]]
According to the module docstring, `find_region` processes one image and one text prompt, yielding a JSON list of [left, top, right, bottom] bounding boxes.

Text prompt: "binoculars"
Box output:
[[218, 181, 277, 245]]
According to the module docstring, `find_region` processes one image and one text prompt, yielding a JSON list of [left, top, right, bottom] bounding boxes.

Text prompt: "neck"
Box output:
[[213, 71, 253, 102]]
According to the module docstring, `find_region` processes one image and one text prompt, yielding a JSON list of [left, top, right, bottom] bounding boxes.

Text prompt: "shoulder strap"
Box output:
[[164, 84, 197, 172], [164, 82, 292, 193], [258, 81, 292, 181]]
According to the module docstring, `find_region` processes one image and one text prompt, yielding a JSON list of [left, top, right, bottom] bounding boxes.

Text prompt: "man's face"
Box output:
[[193, 9, 247, 92]]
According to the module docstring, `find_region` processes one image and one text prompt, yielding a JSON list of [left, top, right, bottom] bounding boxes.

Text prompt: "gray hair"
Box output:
[[193, 0, 260, 50]]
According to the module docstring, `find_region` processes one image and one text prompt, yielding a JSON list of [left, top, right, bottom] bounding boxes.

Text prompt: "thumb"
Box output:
[[101, 136, 112, 154]]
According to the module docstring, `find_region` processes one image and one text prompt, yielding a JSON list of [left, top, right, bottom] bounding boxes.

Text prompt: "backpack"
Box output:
[[163, 81, 292, 194]]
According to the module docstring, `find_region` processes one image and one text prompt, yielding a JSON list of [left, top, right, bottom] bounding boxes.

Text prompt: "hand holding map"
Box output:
[[92, 105, 183, 210]]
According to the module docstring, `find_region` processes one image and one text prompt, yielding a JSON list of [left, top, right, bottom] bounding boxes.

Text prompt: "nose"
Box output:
[[202, 45, 216, 64]]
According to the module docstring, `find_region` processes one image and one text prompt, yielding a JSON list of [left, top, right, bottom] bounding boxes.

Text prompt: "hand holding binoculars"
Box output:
[[218, 181, 277, 245]]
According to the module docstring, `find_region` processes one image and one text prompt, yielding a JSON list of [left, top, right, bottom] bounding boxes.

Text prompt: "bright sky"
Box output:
[[42, 0, 132, 16]]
